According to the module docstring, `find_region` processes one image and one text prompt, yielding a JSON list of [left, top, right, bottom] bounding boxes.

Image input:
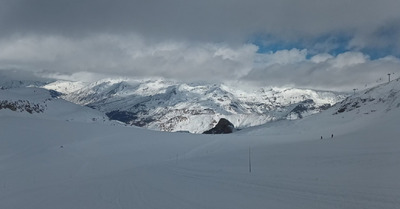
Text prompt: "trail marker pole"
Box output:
[[249, 147, 252, 173]]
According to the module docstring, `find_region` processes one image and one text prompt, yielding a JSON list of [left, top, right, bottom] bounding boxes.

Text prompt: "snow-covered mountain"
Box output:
[[333, 77, 400, 116], [0, 87, 114, 124], [43, 78, 346, 133], [242, 75, 400, 137]]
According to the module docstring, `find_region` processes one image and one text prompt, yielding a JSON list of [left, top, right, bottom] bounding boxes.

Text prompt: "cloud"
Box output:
[[348, 18, 400, 55], [0, 34, 257, 82], [243, 50, 400, 91], [1, 0, 400, 45], [329, 52, 368, 68], [254, 49, 307, 66], [1, 33, 399, 91], [310, 54, 334, 63], [1, 0, 400, 91]]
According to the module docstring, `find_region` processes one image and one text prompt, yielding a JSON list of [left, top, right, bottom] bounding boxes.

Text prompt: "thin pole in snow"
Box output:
[[388, 73, 392, 83], [249, 147, 252, 173]]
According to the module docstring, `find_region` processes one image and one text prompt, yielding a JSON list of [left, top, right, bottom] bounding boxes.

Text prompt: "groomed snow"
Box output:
[[1, 88, 400, 209]]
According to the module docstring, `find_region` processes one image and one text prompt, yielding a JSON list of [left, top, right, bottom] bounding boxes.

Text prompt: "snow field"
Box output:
[[1, 102, 400, 209]]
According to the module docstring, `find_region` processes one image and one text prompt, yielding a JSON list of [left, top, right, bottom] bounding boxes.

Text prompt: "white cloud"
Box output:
[[0, 34, 258, 82], [1, 33, 399, 91], [310, 54, 333, 63], [254, 49, 307, 67], [244, 50, 400, 91], [329, 52, 368, 68]]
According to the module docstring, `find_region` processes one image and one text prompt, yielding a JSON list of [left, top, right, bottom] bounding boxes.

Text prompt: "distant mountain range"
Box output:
[[1, 72, 399, 134], [41, 78, 346, 133], [0, 87, 112, 124]]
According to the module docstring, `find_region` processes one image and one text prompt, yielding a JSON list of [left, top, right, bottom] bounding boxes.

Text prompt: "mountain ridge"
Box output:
[[42, 78, 346, 133], [0, 87, 115, 125]]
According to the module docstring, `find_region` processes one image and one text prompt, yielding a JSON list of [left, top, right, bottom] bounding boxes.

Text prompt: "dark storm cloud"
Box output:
[[2, 0, 400, 43], [1, 0, 234, 40]]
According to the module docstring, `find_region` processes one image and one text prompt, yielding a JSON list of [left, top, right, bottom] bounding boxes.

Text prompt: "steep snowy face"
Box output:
[[333, 77, 400, 116], [44, 78, 346, 133]]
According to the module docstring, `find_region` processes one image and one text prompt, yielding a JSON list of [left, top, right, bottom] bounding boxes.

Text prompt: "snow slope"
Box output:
[[0, 87, 113, 124], [1, 79, 400, 209]]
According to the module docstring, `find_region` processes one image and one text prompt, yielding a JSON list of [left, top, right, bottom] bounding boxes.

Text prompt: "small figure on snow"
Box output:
[[331, 134, 333, 138], [320, 136, 323, 140]]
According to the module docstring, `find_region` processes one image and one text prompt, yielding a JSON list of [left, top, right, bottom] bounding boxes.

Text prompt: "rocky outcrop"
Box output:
[[0, 100, 45, 114], [203, 118, 234, 134]]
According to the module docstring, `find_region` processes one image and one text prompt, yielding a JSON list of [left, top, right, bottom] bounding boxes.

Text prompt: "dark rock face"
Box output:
[[334, 97, 375, 115], [203, 118, 234, 134], [48, 90, 63, 98], [0, 100, 45, 114], [105, 110, 155, 126], [106, 110, 138, 124]]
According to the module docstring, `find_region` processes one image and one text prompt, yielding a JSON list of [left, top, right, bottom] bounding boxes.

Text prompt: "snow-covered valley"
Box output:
[[1, 77, 400, 208]]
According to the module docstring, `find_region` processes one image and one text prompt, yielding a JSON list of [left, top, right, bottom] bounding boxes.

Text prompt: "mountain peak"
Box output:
[[203, 118, 235, 134]]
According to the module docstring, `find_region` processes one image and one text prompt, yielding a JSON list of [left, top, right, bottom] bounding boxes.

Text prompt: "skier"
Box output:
[[320, 136, 323, 140], [331, 134, 333, 138]]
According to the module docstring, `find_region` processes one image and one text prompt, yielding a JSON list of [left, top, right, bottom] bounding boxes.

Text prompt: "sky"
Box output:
[[1, 0, 400, 91]]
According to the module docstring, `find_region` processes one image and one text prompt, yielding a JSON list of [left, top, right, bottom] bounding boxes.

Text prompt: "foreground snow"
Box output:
[[1, 99, 400, 209]]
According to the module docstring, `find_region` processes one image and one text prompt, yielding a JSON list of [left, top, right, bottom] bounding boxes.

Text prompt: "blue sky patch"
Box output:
[[249, 33, 396, 60]]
